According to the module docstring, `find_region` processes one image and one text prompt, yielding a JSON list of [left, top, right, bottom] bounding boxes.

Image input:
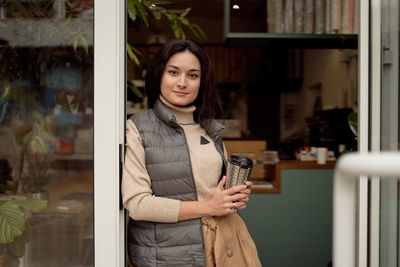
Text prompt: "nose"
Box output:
[[177, 74, 187, 88]]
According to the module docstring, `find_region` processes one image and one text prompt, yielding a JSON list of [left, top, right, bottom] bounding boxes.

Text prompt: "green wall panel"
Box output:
[[239, 169, 333, 267]]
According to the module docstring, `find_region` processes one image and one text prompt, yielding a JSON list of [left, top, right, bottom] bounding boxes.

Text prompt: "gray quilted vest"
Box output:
[[127, 99, 226, 267]]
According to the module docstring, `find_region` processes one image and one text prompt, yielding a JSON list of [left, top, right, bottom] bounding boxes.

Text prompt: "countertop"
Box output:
[[251, 160, 336, 194]]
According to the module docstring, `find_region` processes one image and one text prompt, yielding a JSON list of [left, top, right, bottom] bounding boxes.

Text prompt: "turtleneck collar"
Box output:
[[159, 95, 196, 125]]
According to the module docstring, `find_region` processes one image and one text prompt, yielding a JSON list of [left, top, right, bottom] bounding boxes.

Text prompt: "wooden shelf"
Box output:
[[225, 32, 358, 49]]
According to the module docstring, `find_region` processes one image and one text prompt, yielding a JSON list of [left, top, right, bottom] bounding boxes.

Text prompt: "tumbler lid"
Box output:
[[229, 155, 253, 168]]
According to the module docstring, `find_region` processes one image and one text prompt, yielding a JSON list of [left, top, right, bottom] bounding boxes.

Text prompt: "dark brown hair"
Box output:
[[145, 39, 222, 124]]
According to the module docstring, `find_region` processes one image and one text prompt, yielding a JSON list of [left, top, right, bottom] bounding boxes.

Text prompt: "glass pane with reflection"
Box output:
[[0, 1, 93, 266]]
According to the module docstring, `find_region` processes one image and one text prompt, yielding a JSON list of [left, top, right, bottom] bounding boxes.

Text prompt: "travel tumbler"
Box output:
[[225, 155, 254, 189]]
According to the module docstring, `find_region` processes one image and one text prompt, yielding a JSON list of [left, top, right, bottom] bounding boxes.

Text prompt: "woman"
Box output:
[[122, 39, 261, 267]]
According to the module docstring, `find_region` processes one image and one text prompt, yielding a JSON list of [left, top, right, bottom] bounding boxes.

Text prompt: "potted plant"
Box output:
[[1, 83, 54, 196], [0, 195, 47, 267]]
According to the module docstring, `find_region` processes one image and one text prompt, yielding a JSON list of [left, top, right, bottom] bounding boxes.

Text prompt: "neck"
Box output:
[[159, 95, 196, 124]]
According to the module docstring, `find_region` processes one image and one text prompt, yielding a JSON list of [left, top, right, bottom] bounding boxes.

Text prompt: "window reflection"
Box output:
[[0, 1, 93, 266]]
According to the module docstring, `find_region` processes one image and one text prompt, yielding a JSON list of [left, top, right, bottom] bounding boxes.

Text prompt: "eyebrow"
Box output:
[[166, 65, 200, 72]]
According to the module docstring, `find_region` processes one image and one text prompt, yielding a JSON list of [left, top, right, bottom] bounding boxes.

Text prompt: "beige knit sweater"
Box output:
[[121, 96, 224, 223]]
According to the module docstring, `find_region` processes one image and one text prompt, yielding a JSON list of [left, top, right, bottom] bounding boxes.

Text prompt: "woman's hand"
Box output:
[[206, 176, 250, 217], [236, 180, 252, 203], [178, 178, 253, 221]]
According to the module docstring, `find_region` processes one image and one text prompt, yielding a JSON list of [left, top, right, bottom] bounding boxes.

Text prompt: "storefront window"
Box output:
[[0, 0, 93, 266]]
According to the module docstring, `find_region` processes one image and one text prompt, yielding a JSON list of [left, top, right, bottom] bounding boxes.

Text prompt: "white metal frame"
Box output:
[[94, 0, 125, 266], [357, 0, 370, 265], [369, 0, 382, 266], [333, 152, 400, 267]]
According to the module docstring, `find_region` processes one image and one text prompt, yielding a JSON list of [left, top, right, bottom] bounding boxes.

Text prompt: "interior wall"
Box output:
[[280, 49, 358, 142], [303, 49, 358, 110]]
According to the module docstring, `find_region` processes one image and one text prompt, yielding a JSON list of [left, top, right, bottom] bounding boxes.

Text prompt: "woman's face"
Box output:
[[160, 50, 201, 106]]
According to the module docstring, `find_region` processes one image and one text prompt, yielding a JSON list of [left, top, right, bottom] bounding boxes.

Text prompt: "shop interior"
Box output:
[[127, 1, 358, 266], [128, 0, 358, 190]]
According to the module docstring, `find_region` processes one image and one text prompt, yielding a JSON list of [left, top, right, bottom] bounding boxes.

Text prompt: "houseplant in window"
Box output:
[[0, 79, 55, 197], [0, 195, 47, 267]]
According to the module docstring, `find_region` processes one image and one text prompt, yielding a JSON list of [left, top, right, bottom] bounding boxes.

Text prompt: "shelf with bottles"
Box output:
[[224, 0, 358, 49]]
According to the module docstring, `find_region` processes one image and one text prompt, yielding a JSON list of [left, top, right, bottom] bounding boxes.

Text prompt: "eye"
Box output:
[[168, 70, 178, 76], [188, 73, 199, 79]]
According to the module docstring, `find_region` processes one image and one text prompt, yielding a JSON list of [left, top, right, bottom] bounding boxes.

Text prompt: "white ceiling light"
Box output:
[[232, 4, 240, 9]]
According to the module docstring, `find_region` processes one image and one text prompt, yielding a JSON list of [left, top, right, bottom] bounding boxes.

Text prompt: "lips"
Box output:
[[173, 91, 188, 96]]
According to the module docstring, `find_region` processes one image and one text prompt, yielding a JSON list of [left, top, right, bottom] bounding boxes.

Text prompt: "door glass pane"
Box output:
[[0, 1, 94, 266], [380, 0, 399, 266]]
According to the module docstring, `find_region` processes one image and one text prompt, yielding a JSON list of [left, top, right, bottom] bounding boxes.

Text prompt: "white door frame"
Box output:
[[357, 0, 370, 265], [369, 0, 382, 266], [94, 0, 126, 266]]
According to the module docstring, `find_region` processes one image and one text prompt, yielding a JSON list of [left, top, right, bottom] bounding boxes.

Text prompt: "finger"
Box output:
[[239, 188, 251, 194], [245, 181, 253, 188], [217, 176, 226, 190], [226, 184, 247, 195], [236, 202, 247, 210], [236, 196, 250, 203], [231, 193, 248, 202]]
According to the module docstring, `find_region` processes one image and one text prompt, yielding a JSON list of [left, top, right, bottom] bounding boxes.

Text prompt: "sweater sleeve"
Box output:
[[121, 119, 181, 223]]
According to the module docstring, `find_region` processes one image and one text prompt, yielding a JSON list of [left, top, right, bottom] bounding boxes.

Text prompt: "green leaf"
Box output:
[[13, 199, 47, 213], [0, 202, 25, 244], [73, 36, 79, 51], [21, 131, 33, 147], [128, 80, 144, 98], [187, 24, 199, 39], [130, 45, 142, 57], [21, 223, 30, 244], [127, 44, 140, 66], [0, 196, 26, 202], [347, 112, 358, 137], [34, 135, 47, 152], [127, 0, 137, 22], [179, 7, 191, 18], [35, 122, 51, 142], [190, 23, 207, 40], [6, 231, 26, 258], [30, 140, 36, 154], [79, 35, 89, 54], [180, 18, 189, 26], [136, 2, 149, 27]]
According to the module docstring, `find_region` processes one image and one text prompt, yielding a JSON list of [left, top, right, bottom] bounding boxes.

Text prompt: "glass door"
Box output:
[[0, 0, 125, 266], [0, 1, 95, 266]]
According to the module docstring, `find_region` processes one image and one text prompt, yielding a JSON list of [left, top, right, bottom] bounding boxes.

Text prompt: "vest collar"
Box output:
[[206, 119, 226, 141], [153, 98, 226, 140], [153, 98, 179, 128]]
